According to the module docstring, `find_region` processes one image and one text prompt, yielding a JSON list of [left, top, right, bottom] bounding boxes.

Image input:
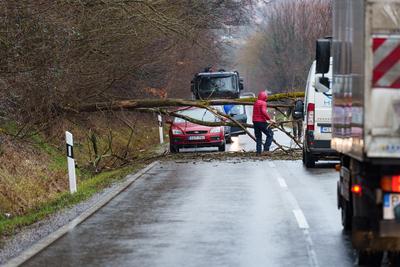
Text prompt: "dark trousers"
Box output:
[[292, 120, 302, 140], [254, 121, 274, 154]]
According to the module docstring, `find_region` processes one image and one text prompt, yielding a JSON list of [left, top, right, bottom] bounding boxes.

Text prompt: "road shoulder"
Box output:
[[0, 161, 159, 267]]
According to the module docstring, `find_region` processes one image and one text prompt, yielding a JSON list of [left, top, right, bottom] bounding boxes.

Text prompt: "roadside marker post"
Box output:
[[158, 115, 164, 144], [65, 131, 77, 194]]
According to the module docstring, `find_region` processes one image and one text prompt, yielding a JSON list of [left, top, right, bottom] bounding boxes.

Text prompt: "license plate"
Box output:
[[383, 193, 400, 219], [321, 127, 332, 133], [188, 136, 205, 141]]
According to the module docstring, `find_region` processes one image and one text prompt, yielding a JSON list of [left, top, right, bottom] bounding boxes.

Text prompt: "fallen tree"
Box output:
[[67, 92, 305, 153], [68, 92, 304, 113], [149, 107, 301, 153]]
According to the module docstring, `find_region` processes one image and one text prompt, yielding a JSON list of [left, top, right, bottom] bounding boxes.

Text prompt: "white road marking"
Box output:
[[293, 209, 310, 229], [268, 161, 276, 168], [277, 177, 288, 188], [304, 229, 320, 267], [272, 164, 319, 267], [273, 170, 288, 188]]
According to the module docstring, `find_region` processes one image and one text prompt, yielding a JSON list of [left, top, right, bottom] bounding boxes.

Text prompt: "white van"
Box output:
[[302, 59, 337, 167]]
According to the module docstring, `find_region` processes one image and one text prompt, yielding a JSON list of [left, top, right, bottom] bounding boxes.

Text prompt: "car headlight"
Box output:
[[172, 129, 183, 135], [210, 127, 221, 133]]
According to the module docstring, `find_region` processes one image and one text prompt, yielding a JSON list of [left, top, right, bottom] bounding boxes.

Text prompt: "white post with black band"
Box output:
[[66, 131, 77, 194], [157, 114, 164, 144]]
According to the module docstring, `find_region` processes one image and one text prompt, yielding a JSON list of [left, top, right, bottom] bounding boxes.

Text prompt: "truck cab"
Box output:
[[302, 59, 338, 168], [191, 70, 247, 139], [191, 71, 244, 100]]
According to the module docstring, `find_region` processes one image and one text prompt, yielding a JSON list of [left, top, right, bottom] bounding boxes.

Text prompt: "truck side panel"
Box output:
[[332, 0, 365, 160]]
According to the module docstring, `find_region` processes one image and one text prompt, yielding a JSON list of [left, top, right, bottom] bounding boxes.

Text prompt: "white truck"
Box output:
[[315, 0, 400, 264]]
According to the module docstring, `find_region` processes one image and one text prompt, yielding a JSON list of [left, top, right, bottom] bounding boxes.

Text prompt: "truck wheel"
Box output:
[[170, 144, 179, 153], [341, 201, 352, 231], [218, 143, 226, 152], [357, 251, 383, 266], [388, 252, 400, 266], [304, 149, 315, 168]]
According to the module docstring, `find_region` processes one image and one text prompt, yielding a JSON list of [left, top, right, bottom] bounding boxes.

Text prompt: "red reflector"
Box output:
[[307, 103, 315, 131], [381, 175, 400, 192], [392, 175, 400, 192], [351, 184, 362, 195]]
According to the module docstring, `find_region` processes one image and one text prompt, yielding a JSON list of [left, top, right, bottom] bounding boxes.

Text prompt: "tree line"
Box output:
[[0, 0, 253, 133], [237, 0, 331, 93]]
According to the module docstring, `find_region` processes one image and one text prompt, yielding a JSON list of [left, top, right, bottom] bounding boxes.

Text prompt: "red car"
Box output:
[[169, 107, 226, 153]]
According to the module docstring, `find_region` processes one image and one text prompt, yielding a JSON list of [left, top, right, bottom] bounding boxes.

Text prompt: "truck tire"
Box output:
[[170, 144, 179, 153], [341, 200, 352, 231], [357, 251, 383, 266], [388, 252, 400, 266], [303, 149, 315, 168]]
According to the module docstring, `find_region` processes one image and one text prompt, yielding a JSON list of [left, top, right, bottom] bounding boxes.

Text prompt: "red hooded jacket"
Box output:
[[252, 91, 271, 122]]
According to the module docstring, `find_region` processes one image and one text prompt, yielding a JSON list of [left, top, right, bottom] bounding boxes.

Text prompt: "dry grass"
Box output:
[[0, 112, 159, 219], [0, 138, 68, 216]]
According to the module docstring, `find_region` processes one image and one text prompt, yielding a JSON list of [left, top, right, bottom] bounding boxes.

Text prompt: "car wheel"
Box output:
[[218, 143, 226, 152], [304, 149, 315, 168], [170, 144, 179, 153]]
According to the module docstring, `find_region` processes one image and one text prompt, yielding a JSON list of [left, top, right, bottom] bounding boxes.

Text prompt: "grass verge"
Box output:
[[0, 163, 145, 238]]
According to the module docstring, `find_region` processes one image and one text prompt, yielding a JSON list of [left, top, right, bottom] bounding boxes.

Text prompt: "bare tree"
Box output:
[[237, 0, 331, 93], [0, 0, 254, 133]]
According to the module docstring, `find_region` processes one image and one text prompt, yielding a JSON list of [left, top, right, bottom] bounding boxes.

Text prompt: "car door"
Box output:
[[228, 105, 247, 136]]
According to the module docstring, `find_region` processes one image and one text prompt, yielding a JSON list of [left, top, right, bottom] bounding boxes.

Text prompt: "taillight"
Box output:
[[351, 184, 362, 195], [307, 103, 315, 131], [381, 175, 400, 192]]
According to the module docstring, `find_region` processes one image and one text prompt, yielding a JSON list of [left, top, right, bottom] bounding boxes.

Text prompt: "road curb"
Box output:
[[2, 161, 159, 267]]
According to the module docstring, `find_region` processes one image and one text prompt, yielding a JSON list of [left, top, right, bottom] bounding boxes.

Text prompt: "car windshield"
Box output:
[[174, 108, 220, 123], [197, 76, 236, 92]]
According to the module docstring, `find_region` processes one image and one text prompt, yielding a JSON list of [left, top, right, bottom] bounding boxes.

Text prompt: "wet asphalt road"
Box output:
[[22, 158, 354, 267], [21, 107, 351, 267]]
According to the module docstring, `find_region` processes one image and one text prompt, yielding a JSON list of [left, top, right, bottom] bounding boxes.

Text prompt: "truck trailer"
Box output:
[[315, 0, 400, 264]]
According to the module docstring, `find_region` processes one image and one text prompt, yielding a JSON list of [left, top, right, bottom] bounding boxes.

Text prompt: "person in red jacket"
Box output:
[[252, 91, 274, 154]]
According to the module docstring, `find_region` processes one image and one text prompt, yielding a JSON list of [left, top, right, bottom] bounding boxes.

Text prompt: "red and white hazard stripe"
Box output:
[[373, 36, 400, 89]]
